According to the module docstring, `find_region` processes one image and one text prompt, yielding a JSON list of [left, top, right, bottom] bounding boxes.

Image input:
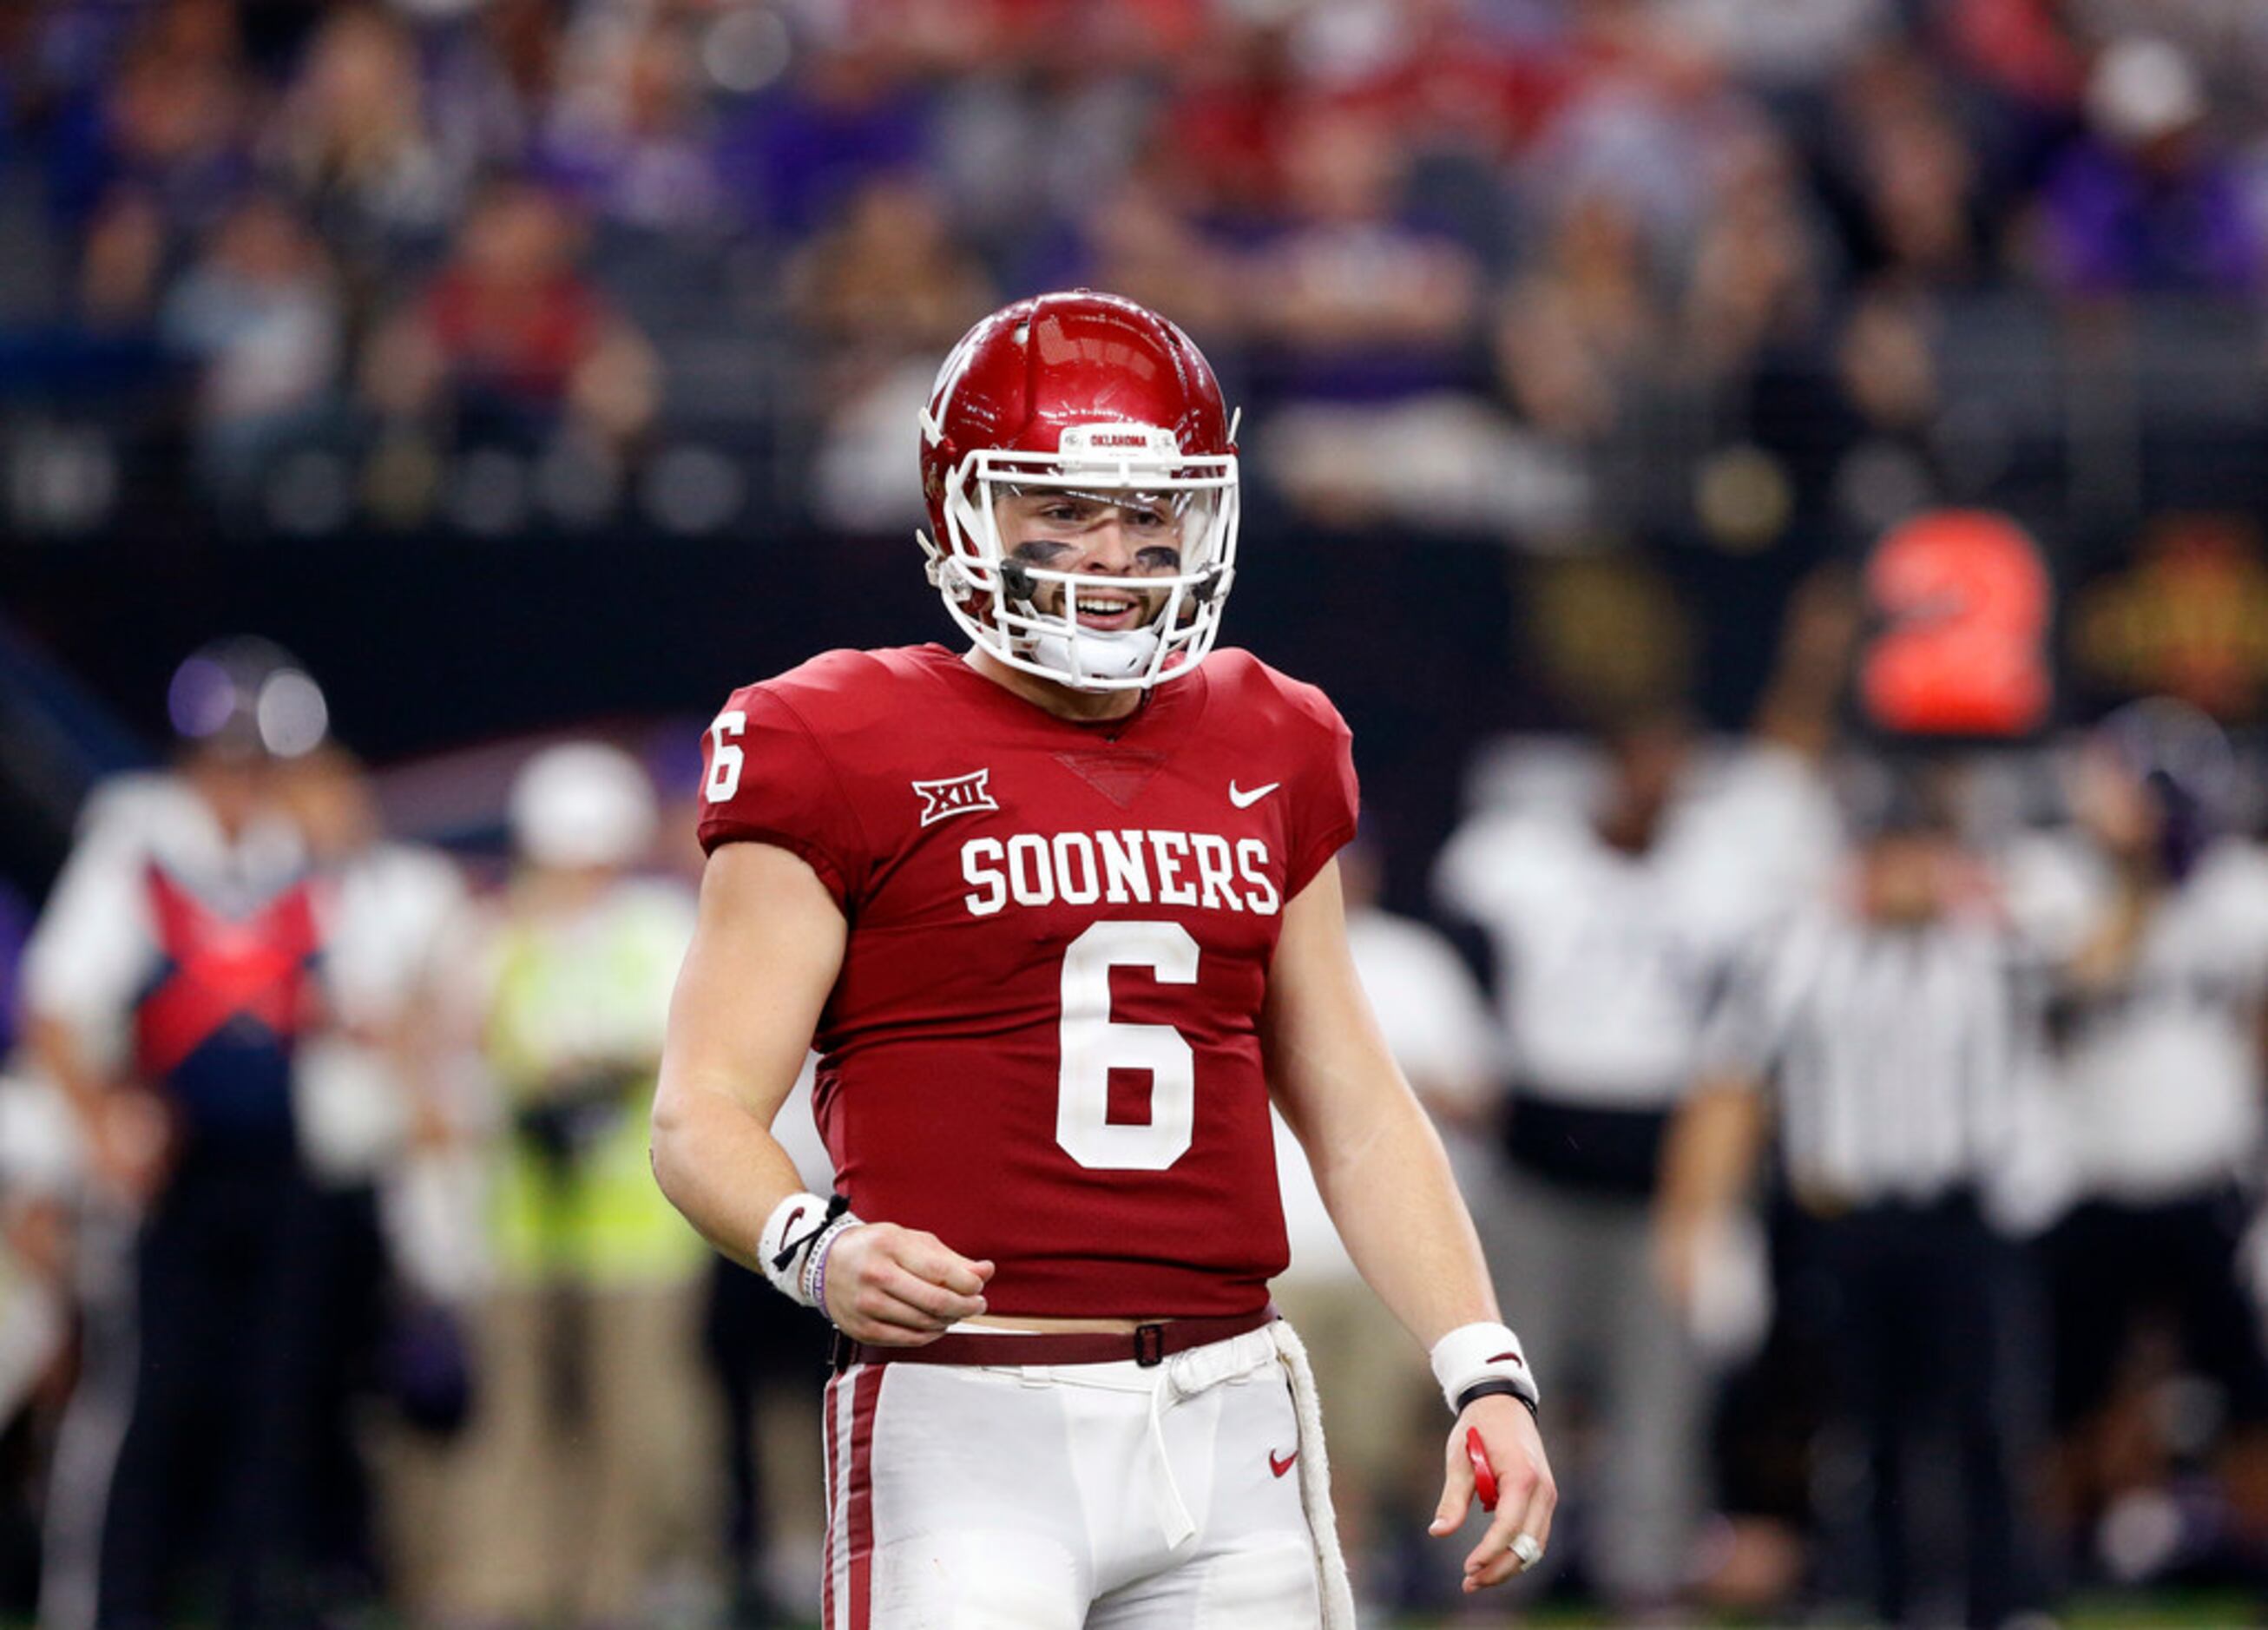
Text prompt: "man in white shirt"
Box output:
[[2002, 707, 2268, 1578], [1435, 712, 1837, 1612]]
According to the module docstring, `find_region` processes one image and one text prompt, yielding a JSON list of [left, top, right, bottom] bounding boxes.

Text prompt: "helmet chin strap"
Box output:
[[1029, 624, 1160, 687]]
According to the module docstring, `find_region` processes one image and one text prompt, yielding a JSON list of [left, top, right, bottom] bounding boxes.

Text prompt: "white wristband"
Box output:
[[1430, 1321, 1541, 1416], [758, 1191, 860, 1308]]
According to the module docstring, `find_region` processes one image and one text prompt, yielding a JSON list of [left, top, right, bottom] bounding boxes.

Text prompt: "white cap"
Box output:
[[2088, 36, 2206, 148], [509, 741, 657, 870]]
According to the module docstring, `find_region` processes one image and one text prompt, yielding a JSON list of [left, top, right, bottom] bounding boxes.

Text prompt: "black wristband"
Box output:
[[1456, 1378, 1539, 1419]]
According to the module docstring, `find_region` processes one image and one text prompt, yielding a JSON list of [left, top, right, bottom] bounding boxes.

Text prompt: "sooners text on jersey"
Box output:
[[699, 644, 1358, 1318]]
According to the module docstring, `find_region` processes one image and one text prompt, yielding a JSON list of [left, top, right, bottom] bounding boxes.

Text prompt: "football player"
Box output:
[[2002, 702, 2268, 1573], [652, 291, 1555, 1627]]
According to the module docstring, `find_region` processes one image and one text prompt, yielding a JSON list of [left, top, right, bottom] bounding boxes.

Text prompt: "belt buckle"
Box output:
[[828, 1329, 854, 1374], [1134, 1322, 1166, 1367]]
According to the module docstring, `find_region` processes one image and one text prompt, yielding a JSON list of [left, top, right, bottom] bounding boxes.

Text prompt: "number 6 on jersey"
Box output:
[[706, 712, 746, 803], [1055, 920, 1200, 1170]]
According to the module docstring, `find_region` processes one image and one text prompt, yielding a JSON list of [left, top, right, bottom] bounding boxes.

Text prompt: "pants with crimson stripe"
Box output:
[[820, 1327, 1325, 1627]]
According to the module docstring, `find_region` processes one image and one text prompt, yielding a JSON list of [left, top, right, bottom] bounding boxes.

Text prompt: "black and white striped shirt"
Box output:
[[1704, 904, 2036, 1210]]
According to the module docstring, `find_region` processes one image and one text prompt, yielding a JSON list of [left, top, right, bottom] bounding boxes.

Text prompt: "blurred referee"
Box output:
[[1656, 778, 2053, 1630], [22, 642, 334, 1630]]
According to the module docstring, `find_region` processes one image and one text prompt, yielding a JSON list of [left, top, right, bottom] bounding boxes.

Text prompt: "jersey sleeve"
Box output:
[[1431, 810, 1552, 927], [695, 686, 869, 907], [1285, 701, 1359, 902], [1696, 921, 1805, 1086], [21, 808, 155, 1042], [1997, 832, 2105, 969], [1368, 923, 1503, 1105], [2207, 843, 2268, 988]]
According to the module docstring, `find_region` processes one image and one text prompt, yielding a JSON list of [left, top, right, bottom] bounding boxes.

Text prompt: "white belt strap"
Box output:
[[1115, 1327, 1284, 1551], [1147, 1327, 1281, 1548], [1269, 1320, 1358, 1630]]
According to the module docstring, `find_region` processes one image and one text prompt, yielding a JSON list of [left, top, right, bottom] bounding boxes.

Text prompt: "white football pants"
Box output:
[[818, 1324, 1348, 1628]]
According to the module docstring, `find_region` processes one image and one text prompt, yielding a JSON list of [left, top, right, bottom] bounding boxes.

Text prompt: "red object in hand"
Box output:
[[1466, 1427, 1499, 1512]]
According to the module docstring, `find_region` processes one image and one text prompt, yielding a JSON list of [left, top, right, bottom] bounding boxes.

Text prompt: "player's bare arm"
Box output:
[[1263, 856, 1558, 1591], [23, 1011, 169, 1204], [1652, 1075, 1770, 1310], [651, 840, 993, 1345]]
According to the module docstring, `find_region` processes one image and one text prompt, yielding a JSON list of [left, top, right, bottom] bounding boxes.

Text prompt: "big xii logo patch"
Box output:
[[913, 769, 999, 828]]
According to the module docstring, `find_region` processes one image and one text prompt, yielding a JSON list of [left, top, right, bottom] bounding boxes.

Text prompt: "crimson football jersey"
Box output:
[[699, 644, 1359, 1318]]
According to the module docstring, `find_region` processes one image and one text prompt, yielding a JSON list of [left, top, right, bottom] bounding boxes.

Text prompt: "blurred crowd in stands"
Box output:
[[4, 0, 2268, 542]]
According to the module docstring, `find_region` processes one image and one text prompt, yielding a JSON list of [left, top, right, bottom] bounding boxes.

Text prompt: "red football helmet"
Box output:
[[917, 291, 1240, 691]]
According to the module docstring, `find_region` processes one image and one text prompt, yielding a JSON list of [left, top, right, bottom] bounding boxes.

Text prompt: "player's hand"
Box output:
[[1651, 1208, 1704, 1312], [1430, 1394, 1555, 1593], [86, 1088, 173, 1209], [821, 1221, 995, 1346]]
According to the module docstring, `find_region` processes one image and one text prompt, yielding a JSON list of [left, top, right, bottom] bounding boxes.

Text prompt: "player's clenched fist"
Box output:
[[821, 1221, 995, 1344]]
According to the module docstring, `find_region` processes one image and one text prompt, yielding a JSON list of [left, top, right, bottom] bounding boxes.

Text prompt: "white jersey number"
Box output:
[[705, 711, 746, 803], [1055, 920, 1200, 1170]]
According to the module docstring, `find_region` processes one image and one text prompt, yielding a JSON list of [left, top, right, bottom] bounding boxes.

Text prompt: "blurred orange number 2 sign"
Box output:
[[1862, 509, 2051, 736]]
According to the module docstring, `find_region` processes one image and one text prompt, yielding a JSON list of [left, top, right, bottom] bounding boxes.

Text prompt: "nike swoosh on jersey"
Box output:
[[1229, 780, 1282, 809], [1269, 1449, 1298, 1478]]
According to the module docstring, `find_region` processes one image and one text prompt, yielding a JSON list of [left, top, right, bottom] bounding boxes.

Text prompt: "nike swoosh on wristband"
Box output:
[[773, 1211, 828, 1271], [1229, 780, 1281, 809], [1269, 1449, 1298, 1478]]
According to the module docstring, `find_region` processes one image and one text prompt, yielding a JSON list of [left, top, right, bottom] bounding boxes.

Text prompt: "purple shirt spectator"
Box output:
[[533, 24, 723, 237], [0, 883, 28, 1058], [713, 49, 932, 238], [2040, 137, 2261, 297]]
